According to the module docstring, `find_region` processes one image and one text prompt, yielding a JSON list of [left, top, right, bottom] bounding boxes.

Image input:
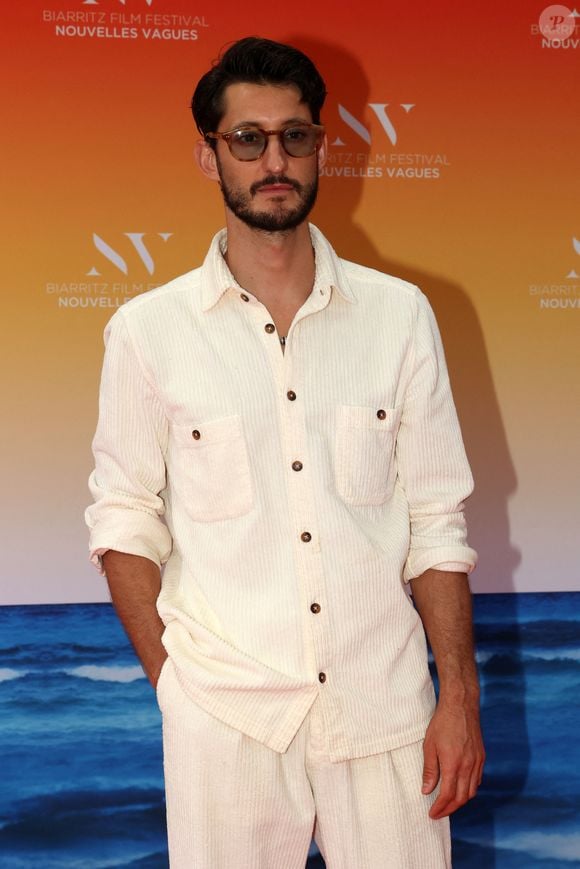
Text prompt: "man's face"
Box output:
[[211, 82, 324, 233]]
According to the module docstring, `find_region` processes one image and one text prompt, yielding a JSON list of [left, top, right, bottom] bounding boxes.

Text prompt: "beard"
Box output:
[[216, 161, 319, 233]]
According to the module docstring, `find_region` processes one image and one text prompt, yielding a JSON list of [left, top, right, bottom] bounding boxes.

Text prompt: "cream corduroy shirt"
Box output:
[[86, 225, 477, 762]]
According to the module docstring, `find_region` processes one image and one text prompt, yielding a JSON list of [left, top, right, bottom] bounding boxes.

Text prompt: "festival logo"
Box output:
[[41, 0, 210, 42], [323, 101, 450, 182], [46, 231, 173, 310], [528, 236, 580, 310]]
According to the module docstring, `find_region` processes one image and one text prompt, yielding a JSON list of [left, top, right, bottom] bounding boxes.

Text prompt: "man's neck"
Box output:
[[223, 215, 315, 315]]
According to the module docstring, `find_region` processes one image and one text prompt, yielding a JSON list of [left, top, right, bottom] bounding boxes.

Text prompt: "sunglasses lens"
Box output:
[[230, 129, 267, 160], [282, 126, 319, 157]]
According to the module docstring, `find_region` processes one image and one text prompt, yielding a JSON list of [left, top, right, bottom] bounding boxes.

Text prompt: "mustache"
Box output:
[[250, 175, 302, 196]]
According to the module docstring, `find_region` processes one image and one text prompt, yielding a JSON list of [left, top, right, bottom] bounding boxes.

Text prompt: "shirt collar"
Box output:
[[200, 223, 357, 312]]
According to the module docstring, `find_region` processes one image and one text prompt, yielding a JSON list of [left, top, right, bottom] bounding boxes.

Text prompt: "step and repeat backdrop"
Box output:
[[1, 1, 579, 866]]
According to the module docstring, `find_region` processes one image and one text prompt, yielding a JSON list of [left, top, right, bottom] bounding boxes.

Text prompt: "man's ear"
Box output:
[[195, 139, 220, 181], [317, 132, 328, 173]]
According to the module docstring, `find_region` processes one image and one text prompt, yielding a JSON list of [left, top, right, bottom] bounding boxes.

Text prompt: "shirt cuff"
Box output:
[[403, 546, 478, 582], [87, 509, 173, 574], [431, 562, 471, 573]]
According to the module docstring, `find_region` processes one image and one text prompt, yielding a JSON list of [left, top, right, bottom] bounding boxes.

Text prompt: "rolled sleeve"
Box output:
[[85, 310, 172, 573], [397, 292, 477, 582]]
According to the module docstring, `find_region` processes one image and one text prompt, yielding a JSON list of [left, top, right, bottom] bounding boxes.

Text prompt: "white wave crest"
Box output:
[[501, 830, 580, 861], [526, 649, 580, 663], [65, 665, 146, 683], [475, 649, 580, 665], [0, 668, 27, 683]]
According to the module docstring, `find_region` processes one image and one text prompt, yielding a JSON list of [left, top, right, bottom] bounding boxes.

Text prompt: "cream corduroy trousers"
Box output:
[[158, 659, 451, 868]]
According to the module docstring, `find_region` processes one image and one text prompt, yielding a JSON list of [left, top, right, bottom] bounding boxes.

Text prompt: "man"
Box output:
[[86, 36, 484, 868]]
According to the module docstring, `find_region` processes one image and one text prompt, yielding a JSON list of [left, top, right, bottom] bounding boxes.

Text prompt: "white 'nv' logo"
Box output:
[[568, 236, 580, 279], [334, 103, 415, 147], [87, 232, 172, 276], [83, 1, 154, 6]]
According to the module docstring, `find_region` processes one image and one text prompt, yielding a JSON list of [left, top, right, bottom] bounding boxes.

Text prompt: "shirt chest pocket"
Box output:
[[169, 415, 254, 522], [334, 405, 401, 506]]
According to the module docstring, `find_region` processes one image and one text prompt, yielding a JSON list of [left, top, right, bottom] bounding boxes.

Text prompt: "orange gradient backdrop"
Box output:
[[2, 0, 578, 602]]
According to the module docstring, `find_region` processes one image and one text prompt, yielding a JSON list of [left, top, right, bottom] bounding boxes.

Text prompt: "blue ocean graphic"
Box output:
[[0, 593, 579, 867]]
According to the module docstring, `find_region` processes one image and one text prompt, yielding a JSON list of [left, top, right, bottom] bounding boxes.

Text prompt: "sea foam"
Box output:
[[65, 665, 146, 683], [0, 668, 26, 683], [501, 830, 580, 862]]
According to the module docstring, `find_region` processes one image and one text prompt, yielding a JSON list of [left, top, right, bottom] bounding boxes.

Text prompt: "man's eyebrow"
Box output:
[[226, 116, 312, 129]]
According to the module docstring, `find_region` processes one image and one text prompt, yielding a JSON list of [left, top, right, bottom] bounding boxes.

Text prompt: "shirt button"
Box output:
[[300, 531, 312, 542], [287, 390, 296, 401], [377, 409, 387, 420], [292, 460, 303, 472], [192, 429, 201, 440], [310, 602, 321, 614], [318, 672, 326, 683], [265, 323, 275, 333], [240, 293, 249, 302]]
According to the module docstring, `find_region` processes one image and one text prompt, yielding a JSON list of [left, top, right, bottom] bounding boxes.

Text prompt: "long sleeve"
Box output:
[[396, 292, 477, 581], [85, 310, 172, 573]]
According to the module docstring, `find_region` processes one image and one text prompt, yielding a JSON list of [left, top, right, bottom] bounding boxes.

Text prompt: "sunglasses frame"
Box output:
[[204, 123, 325, 162]]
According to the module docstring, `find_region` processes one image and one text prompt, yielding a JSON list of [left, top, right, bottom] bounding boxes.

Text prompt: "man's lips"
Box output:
[[250, 176, 301, 196], [256, 183, 295, 193]]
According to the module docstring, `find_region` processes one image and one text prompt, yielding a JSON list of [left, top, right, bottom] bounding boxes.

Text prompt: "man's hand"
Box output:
[[421, 697, 485, 819], [410, 568, 485, 818]]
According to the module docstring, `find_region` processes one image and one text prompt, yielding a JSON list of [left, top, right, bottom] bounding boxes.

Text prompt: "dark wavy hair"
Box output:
[[191, 36, 327, 139]]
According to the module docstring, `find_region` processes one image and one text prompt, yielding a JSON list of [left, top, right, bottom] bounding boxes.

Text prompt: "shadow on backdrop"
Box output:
[[288, 34, 529, 869]]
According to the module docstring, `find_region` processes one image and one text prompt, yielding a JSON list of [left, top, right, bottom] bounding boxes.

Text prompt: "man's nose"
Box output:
[[261, 133, 288, 173]]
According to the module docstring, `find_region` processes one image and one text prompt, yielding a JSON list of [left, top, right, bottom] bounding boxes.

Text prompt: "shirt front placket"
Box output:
[[235, 283, 335, 751]]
